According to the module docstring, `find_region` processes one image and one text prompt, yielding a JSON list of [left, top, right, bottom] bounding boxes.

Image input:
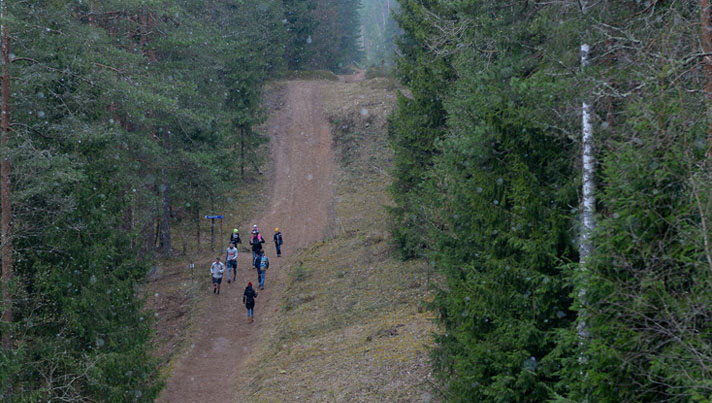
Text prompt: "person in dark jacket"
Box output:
[[249, 229, 265, 269], [243, 282, 258, 323], [273, 228, 283, 257], [229, 228, 241, 246]]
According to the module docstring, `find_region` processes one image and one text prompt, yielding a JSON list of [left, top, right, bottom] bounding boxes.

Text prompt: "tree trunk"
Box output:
[[195, 205, 200, 253], [1, 0, 12, 353], [88, 0, 96, 27], [142, 209, 156, 259], [578, 0, 595, 342], [160, 182, 172, 257], [240, 126, 245, 178], [154, 217, 160, 248], [702, 0, 712, 156]]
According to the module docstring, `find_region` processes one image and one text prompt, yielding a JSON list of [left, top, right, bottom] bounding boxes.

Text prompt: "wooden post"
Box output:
[[210, 218, 215, 251], [195, 206, 200, 253], [219, 218, 223, 254]]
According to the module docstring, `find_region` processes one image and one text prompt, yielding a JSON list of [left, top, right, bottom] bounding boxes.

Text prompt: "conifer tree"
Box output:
[[0, 0, 293, 398]]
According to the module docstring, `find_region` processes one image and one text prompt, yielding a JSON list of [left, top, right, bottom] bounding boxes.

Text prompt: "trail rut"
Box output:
[[158, 80, 335, 402]]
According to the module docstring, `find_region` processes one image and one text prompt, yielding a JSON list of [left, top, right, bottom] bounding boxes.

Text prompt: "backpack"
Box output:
[[259, 255, 270, 269]]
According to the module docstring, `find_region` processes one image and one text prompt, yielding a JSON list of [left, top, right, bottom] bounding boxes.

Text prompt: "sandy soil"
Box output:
[[158, 80, 336, 402]]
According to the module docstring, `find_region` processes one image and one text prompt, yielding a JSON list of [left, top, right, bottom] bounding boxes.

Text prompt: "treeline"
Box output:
[[298, 0, 363, 71], [361, 0, 399, 67], [390, 1, 712, 401], [0, 0, 359, 400]]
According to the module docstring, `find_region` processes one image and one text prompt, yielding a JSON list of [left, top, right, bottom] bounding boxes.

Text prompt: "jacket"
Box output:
[[243, 286, 257, 308], [210, 262, 225, 278], [225, 247, 238, 261], [274, 232, 283, 245], [250, 234, 265, 252]]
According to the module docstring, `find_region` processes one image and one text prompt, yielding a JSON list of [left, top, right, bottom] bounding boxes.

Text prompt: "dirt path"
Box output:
[[339, 69, 366, 83], [158, 80, 335, 402]]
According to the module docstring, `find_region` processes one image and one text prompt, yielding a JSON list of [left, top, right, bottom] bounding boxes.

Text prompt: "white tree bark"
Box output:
[[578, 3, 595, 341], [580, 43, 595, 262]]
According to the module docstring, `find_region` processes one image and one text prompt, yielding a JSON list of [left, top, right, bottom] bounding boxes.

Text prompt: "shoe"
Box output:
[[228, 280, 231, 284], [260, 286, 264, 290]]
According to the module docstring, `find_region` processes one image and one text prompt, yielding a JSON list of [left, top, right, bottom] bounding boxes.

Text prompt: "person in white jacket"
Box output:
[[211, 257, 225, 294], [225, 243, 239, 283]]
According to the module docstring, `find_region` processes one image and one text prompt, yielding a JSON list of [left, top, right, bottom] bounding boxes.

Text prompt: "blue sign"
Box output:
[[204, 215, 224, 219]]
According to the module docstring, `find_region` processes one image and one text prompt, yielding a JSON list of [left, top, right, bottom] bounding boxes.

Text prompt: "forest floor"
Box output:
[[153, 74, 437, 402]]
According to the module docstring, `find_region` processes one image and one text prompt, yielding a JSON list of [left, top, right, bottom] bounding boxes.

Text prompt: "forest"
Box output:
[[0, 0, 360, 400], [2, 0, 712, 401], [390, 0, 712, 401]]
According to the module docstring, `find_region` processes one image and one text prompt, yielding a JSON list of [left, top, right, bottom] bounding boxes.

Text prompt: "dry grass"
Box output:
[[283, 70, 340, 81], [236, 77, 439, 402]]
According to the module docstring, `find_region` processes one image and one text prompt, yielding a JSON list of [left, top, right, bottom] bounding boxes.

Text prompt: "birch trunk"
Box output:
[[578, 0, 595, 341]]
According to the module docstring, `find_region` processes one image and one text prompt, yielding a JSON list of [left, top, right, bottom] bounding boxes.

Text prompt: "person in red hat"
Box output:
[[243, 281, 258, 323]]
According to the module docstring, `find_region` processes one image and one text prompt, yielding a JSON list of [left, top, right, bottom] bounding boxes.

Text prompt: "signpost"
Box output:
[[205, 215, 224, 253]]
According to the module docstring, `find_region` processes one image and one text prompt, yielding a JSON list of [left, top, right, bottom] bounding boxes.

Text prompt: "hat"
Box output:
[[253, 224, 257, 229], [248, 282, 252, 287], [275, 227, 279, 232], [233, 228, 238, 233]]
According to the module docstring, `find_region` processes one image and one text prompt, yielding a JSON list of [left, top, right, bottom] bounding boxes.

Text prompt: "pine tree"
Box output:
[[0, 0, 293, 398]]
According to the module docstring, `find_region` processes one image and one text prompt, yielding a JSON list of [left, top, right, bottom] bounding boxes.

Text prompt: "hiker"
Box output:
[[273, 227, 283, 257], [229, 228, 241, 246], [225, 243, 238, 283], [256, 252, 269, 290], [210, 257, 225, 294], [243, 281, 258, 323], [250, 227, 265, 268]]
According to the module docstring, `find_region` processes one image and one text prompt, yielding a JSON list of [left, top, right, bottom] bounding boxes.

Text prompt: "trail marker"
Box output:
[[204, 214, 224, 253]]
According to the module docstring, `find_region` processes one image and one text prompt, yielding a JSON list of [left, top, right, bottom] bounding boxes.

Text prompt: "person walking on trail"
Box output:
[[210, 257, 225, 294], [225, 243, 238, 283], [243, 281, 258, 323], [274, 228, 283, 257], [250, 226, 265, 269], [256, 252, 269, 290], [229, 228, 241, 246]]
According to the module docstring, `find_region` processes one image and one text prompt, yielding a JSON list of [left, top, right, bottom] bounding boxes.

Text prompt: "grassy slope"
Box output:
[[236, 78, 437, 401]]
